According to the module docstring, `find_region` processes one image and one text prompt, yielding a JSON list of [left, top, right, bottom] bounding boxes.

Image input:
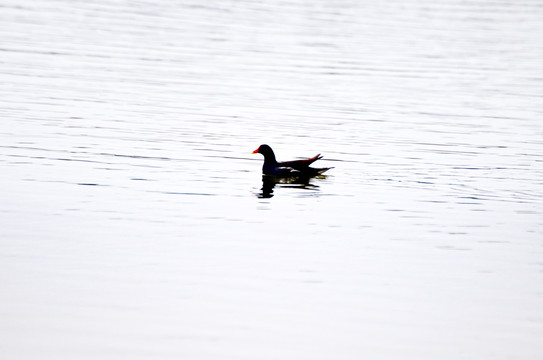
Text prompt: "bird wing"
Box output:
[[277, 154, 322, 171]]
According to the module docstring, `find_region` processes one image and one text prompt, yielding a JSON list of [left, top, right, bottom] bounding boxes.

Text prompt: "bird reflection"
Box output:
[[257, 175, 325, 198]]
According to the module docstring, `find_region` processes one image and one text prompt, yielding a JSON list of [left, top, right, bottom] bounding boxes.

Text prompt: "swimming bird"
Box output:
[[252, 144, 332, 177]]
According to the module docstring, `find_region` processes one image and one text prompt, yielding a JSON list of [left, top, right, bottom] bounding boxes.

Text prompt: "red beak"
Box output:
[[252, 147, 260, 154]]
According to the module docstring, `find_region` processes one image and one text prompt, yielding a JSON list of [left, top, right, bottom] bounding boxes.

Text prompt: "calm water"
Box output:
[[1, 0, 543, 359]]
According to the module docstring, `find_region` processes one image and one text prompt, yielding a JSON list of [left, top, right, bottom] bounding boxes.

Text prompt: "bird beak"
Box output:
[[252, 147, 259, 154]]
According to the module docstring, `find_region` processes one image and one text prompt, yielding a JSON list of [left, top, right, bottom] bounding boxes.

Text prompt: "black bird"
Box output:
[[252, 144, 332, 177]]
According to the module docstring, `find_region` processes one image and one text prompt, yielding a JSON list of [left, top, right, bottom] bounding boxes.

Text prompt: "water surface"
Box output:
[[1, 1, 542, 359]]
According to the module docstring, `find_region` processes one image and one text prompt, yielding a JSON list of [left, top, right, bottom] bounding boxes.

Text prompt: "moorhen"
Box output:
[[252, 144, 332, 177]]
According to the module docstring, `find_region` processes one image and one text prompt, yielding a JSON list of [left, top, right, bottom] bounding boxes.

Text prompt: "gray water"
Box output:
[[1, 1, 543, 359]]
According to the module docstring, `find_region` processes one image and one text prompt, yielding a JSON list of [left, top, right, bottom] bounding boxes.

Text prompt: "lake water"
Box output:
[[1, 0, 542, 359]]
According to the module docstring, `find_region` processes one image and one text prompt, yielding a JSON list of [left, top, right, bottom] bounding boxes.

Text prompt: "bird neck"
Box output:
[[263, 151, 277, 164]]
